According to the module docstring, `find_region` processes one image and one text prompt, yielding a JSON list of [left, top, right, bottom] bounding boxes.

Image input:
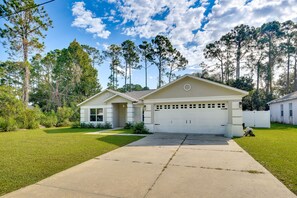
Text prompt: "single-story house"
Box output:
[[78, 75, 248, 137], [268, 91, 297, 125]]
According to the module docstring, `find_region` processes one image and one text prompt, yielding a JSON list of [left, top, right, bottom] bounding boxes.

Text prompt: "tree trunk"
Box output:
[[267, 37, 272, 95], [168, 67, 173, 83], [125, 61, 127, 91], [112, 61, 115, 89], [236, 42, 241, 79], [129, 63, 132, 92], [220, 60, 224, 83], [294, 55, 297, 91], [22, 39, 30, 106], [145, 57, 148, 88], [158, 57, 162, 88], [287, 53, 290, 93], [115, 67, 118, 90], [257, 61, 260, 92]]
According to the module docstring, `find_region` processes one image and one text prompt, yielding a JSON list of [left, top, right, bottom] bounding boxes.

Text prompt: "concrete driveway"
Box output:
[[3, 134, 296, 198]]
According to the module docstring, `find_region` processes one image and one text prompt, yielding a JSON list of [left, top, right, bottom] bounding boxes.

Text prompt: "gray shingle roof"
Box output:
[[268, 91, 297, 104], [124, 90, 156, 100]]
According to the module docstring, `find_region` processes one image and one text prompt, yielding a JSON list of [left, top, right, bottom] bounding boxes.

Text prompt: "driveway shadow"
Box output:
[[126, 133, 230, 147]]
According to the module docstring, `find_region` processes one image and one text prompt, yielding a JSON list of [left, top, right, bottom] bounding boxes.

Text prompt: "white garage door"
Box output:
[[154, 102, 228, 134]]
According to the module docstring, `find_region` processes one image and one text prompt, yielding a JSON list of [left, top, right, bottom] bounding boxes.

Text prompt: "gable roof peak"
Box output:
[[140, 75, 248, 100]]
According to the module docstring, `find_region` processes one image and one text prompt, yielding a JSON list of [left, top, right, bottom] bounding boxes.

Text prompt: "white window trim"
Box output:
[[90, 108, 104, 122]]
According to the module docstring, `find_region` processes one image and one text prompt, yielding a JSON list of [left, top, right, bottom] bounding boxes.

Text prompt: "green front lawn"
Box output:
[[104, 128, 134, 134], [0, 128, 143, 196], [234, 123, 297, 195]]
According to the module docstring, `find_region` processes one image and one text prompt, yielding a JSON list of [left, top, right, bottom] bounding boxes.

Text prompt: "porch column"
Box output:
[[143, 103, 154, 132], [127, 103, 134, 123], [106, 104, 113, 127], [226, 100, 244, 137]]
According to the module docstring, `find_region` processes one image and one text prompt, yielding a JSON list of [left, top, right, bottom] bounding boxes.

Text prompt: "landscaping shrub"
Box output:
[[124, 122, 134, 129], [79, 122, 112, 129], [56, 107, 74, 127], [80, 122, 88, 128], [103, 122, 112, 129], [41, 110, 58, 128], [71, 121, 81, 128], [23, 107, 43, 129], [87, 123, 95, 128], [0, 86, 24, 131], [0, 117, 18, 132], [132, 122, 149, 134], [96, 123, 103, 128]]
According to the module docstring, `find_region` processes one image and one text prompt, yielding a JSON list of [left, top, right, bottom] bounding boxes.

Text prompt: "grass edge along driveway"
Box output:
[[234, 123, 297, 195], [0, 127, 143, 196]]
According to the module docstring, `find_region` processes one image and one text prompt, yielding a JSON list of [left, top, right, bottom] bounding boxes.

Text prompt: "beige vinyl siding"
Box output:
[[105, 95, 131, 104], [82, 91, 115, 106]]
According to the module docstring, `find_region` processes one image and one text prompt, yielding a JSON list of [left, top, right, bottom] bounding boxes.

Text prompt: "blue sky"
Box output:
[[1, 0, 296, 89]]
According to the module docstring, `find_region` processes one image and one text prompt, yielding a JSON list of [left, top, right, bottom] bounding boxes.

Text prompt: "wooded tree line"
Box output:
[[0, 1, 188, 131], [104, 35, 188, 91], [203, 20, 297, 110]]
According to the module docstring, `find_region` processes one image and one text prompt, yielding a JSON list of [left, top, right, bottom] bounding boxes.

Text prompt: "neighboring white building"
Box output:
[[78, 75, 248, 137], [268, 91, 297, 125]]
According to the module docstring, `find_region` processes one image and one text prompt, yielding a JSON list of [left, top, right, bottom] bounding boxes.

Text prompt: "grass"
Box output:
[[0, 127, 143, 196], [104, 128, 134, 134], [234, 123, 297, 195]]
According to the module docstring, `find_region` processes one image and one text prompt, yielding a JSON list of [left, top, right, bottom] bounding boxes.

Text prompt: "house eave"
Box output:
[[268, 97, 297, 105], [142, 95, 244, 104]]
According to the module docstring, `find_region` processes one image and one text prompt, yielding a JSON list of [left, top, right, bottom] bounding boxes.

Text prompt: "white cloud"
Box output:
[[189, 0, 297, 69], [110, 9, 116, 16], [102, 43, 110, 50], [113, 0, 297, 70], [72, 1, 110, 39]]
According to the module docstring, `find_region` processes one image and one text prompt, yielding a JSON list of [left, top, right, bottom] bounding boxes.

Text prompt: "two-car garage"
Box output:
[[140, 75, 248, 137], [153, 102, 229, 134]]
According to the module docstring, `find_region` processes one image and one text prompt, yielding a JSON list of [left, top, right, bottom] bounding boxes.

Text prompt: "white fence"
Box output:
[[243, 111, 271, 128]]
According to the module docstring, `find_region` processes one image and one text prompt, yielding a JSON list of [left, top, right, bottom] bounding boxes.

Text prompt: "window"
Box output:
[[168, 105, 170, 109], [198, 104, 202, 108], [208, 104, 211, 108], [189, 104, 192, 109], [202, 104, 205, 108], [289, 103, 293, 117], [222, 103, 226, 108], [281, 104, 284, 117], [90, 108, 103, 122], [193, 104, 196, 108], [160, 105, 163, 110], [218, 103, 221, 108], [164, 105, 167, 109], [181, 104, 184, 109], [212, 104, 215, 108], [184, 104, 187, 109]]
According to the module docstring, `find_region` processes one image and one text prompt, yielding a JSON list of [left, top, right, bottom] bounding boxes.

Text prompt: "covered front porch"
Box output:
[[106, 102, 136, 128]]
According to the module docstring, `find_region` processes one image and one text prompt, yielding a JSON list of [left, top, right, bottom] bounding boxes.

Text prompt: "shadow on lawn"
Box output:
[[96, 135, 142, 147], [43, 128, 99, 134]]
